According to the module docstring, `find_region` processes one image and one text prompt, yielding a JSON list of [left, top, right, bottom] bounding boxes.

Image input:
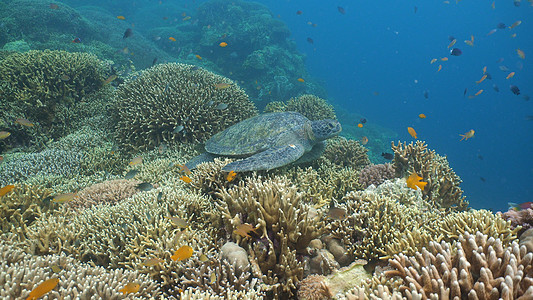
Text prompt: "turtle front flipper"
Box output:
[[221, 144, 305, 172]]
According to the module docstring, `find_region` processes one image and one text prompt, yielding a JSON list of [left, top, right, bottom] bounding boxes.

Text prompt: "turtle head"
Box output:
[[310, 119, 342, 141]]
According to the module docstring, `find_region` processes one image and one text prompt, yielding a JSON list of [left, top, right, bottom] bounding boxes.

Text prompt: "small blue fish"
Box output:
[[125, 169, 139, 179], [136, 182, 154, 191]]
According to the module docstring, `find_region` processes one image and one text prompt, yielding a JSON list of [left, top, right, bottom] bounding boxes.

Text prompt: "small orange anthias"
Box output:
[[460, 129, 475, 141]]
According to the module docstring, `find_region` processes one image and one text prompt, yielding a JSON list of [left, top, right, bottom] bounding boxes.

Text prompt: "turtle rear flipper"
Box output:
[[221, 144, 305, 172], [185, 152, 220, 170]]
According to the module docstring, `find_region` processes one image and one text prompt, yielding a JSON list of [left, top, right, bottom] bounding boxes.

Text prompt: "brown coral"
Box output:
[[320, 137, 371, 170], [66, 179, 143, 210], [298, 275, 332, 300], [500, 208, 533, 235], [391, 140, 468, 211], [215, 175, 323, 297], [113, 63, 257, 151], [384, 231, 533, 299], [358, 163, 396, 189]]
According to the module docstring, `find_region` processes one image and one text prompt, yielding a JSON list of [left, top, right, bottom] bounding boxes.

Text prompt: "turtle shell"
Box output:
[[205, 112, 310, 156]]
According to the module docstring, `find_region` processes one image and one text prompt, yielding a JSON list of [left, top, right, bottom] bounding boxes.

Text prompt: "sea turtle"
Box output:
[[185, 112, 342, 172]]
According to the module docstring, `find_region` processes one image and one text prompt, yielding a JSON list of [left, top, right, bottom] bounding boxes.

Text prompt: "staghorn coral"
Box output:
[[65, 179, 143, 210], [113, 63, 257, 151], [215, 175, 323, 297], [264, 94, 336, 121], [0, 185, 54, 238], [0, 50, 108, 148], [358, 163, 396, 189], [189, 158, 241, 199], [0, 240, 160, 299], [383, 231, 533, 300], [391, 140, 468, 211]]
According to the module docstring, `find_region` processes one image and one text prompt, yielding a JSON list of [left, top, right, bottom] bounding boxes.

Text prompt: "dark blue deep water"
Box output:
[[259, 0, 533, 212]]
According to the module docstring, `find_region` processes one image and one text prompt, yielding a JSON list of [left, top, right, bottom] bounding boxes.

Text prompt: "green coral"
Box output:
[[113, 63, 257, 151]]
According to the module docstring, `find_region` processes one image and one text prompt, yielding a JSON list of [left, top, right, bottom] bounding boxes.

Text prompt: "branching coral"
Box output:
[[358, 163, 396, 189], [391, 141, 468, 211], [215, 175, 323, 297], [113, 63, 257, 151], [264, 94, 336, 121], [0, 50, 108, 147], [319, 137, 371, 170], [0, 185, 54, 238], [0, 240, 161, 299], [383, 232, 533, 299]]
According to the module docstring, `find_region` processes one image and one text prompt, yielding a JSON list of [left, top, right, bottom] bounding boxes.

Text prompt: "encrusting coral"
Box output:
[[0, 240, 161, 299], [113, 63, 258, 151], [391, 140, 468, 211], [382, 231, 533, 299], [215, 175, 323, 298]]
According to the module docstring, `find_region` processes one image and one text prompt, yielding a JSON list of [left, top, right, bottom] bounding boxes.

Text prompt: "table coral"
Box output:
[[113, 63, 257, 151], [391, 141, 468, 211], [383, 231, 533, 299], [66, 179, 143, 210]]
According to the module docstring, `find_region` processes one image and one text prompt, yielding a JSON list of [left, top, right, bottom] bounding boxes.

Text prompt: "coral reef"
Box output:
[[383, 232, 533, 299], [0, 185, 54, 238], [320, 137, 371, 170], [520, 228, 533, 253], [264, 94, 337, 121], [358, 163, 396, 189], [0, 240, 161, 299], [215, 175, 323, 297], [391, 141, 468, 211], [113, 63, 257, 151]]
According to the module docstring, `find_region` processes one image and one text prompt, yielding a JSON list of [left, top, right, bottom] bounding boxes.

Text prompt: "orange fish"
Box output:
[[226, 170, 237, 182], [169, 37, 176, 42], [430, 58, 437, 64], [26, 278, 59, 300], [119, 282, 140, 295], [441, 57, 448, 61], [418, 114, 426, 119], [0, 185, 15, 197], [214, 83, 231, 90], [182, 16, 191, 21], [506, 72, 515, 79], [474, 89, 483, 96], [297, 78, 305, 82], [437, 64, 442, 72], [52, 192, 77, 204], [327, 207, 347, 220], [178, 164, 191, 175], [509, 20, 521, 29], [464, 40, 474, 47], [407, 127, 417, 139], [357, 123, 363, 128], [180, 175, 192, 183], [171, 245, 193, 261], [195, 54, 202, 60], [476, 74, 487, 84], [360, 136, 368, 145], [129, 156, 142, 166], [234, 223, 257, 238], [447, 39, 457, 49], [219, 42, 228, 47], [0, 131, 10, 139], [103, 75, 117, 85], [482, 66, 487, 73], [0, 155, 3, 164], [15, 118, 34, 127], [460, 129, 475, 141], [516, 49, 525, 59], [510, 33, 517, 38], [406, 171, 427, 191], [117, 16, 125, 20]]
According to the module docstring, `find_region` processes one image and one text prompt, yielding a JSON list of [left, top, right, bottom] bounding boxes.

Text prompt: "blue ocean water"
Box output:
[[257, 0, 533, 212]]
